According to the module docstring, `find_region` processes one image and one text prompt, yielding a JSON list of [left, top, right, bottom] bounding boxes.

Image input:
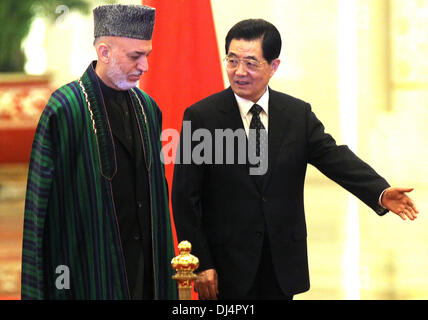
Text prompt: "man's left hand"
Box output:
[[381, 187, 419, 221]]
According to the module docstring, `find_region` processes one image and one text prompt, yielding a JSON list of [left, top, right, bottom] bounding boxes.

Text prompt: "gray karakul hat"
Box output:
[[93, 4, 155, 40]]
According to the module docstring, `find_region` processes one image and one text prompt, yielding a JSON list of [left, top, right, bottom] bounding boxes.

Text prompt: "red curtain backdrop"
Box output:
[[141, 0, 224, 299], [141, 1, 224, 247]]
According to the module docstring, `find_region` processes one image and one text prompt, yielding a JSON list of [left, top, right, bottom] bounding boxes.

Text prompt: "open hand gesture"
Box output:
[[381, 187, 419, 221]]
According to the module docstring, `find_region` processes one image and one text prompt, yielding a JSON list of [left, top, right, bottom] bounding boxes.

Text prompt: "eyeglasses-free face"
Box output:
[[225, 38, 280, 103]]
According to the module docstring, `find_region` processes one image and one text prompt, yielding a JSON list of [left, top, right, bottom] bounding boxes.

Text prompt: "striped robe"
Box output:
[[21, 62, 177, 300]]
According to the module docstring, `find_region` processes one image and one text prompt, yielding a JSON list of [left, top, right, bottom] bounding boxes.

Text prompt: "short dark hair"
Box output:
[[225, 19, 282, 63]]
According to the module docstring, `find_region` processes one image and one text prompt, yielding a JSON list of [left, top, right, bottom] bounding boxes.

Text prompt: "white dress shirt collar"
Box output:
[[234, 87, 269, 118], [234, 87, 270, 133]]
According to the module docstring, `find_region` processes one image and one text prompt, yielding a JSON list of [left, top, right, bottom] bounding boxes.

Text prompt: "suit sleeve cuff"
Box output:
[[376, 189, 389, 216]]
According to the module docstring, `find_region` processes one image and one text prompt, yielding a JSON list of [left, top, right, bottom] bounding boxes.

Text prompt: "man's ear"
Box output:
[[269, 58, 281, 77], [96, 42, 112, 64]]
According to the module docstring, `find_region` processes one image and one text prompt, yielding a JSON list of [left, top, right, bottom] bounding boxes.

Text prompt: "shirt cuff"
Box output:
[[378, 189, 387, 209]]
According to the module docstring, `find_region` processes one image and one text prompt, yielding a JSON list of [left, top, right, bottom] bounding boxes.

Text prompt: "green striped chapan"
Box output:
[[21, 62, 177, 300]]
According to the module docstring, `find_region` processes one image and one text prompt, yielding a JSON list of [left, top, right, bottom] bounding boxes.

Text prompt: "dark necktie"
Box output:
[[249, 104, 267, 181], [249, 104, 266, 158]]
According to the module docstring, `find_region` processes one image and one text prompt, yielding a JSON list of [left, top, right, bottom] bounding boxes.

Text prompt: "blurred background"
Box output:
[[0, 0, 427, 300]]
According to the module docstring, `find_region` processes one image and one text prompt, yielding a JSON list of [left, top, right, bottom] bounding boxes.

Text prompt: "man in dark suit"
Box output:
[[171, 19, 419, 300]]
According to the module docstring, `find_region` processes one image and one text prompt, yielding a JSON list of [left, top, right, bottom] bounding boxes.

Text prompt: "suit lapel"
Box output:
[[262, 88, 293, 190], [215, 87, 294, 191], [217, 87, 245, 132], [216, 88, 262, 187], [218, 88, 268, 192]]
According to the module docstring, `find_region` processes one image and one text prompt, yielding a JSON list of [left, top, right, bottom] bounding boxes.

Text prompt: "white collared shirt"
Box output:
[[234, 88, 269, 137]]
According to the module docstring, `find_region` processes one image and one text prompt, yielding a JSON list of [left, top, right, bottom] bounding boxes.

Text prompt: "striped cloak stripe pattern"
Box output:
[[21, 62, 177, 300]]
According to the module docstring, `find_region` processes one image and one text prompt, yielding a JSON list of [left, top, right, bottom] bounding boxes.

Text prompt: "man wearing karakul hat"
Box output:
[[21, 4, 177, 300]]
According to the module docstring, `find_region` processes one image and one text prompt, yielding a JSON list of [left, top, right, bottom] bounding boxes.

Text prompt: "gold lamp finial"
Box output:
[[171, 241, 199, 300]]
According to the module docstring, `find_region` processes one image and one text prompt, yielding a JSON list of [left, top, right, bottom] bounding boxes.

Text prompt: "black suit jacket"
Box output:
[[172, 87, 389, 297]]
